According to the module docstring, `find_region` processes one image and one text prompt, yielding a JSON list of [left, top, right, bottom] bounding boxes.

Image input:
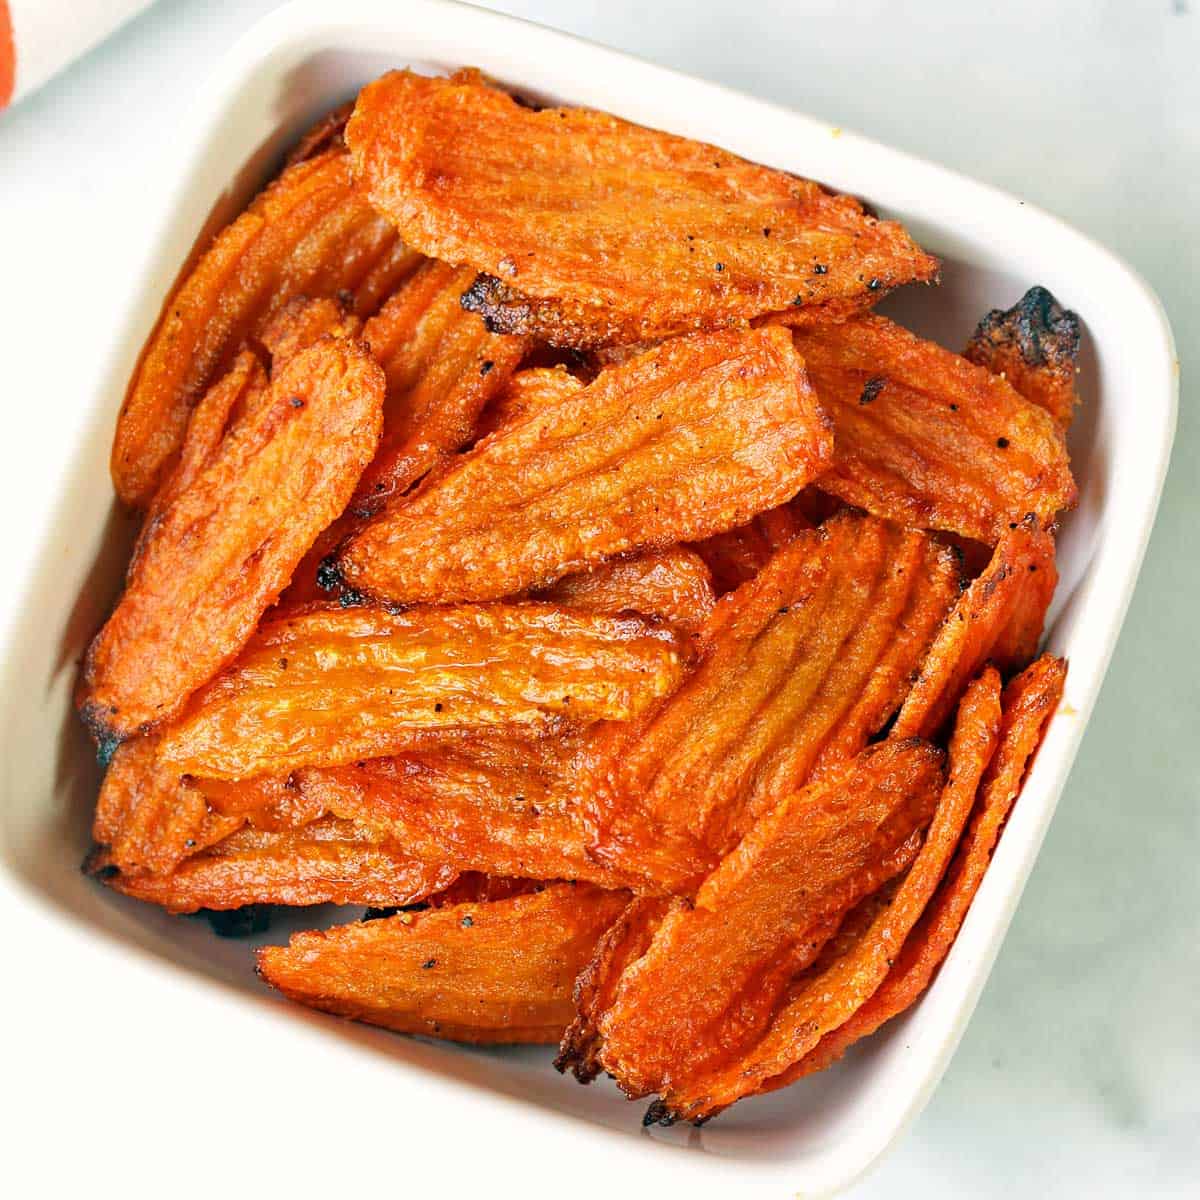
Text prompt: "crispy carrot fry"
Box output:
[[339, 326, 832, 604], [89, 736, 242, 876], [789, 314, 1076, 543], [137, 351, 268, 539], [156, 603, 689, 779], [473, 365, 584, 442], [556, 896, 674, 1082], [589, 739, 944, 1105], [198, 773, 325, 833], [964, 286, 1082, 429], [112, 149, 417, 507], [584, 514, 959, 888], [82, 338, 385, 740], [538, 546, 716, 634], [259, 295, 362, 367], [691, 501, 811, 593], [348, 70, 936, 347], [90, 817, 454, 913], [257, 882, 630, 1043], [297, 734, 641, 891], [641, 671, 1001, 1122], [353, 258, 529, 516], [892, 517, 1057, 739], [781, 656, 1065, 1082]]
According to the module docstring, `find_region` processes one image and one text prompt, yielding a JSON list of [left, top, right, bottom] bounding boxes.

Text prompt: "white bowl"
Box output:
[[0, 1, 1177, 1195]]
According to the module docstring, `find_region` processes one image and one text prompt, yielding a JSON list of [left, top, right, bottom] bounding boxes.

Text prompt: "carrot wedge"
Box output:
[[257, 883, 629, 1043], [339, 326, 832, 604]]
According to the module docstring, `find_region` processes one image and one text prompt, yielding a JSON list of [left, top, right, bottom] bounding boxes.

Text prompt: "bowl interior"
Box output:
[[0, 9, 1161, 1185]]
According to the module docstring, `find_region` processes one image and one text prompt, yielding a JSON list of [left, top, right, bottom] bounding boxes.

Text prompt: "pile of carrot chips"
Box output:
[[81, 69, 1078, 1124]]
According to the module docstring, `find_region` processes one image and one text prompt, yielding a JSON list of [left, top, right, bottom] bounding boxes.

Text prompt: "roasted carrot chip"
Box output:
[[893, 517, 1057, 739], [259, 295, 362, 367], [137, 350, 268, 539], [90, 817, 454, 913], [297, 734, 642, 891], [198, 773, 325, 833], [585, 739, 943, 1106], [538, 546, 716, 635], [556, 895, 674, 1083], [89, 736, 242, 877], [112, 149, 419, 507], [339, 327, 832, 604], [473, 365, 584, 442], [257, 882, 629, 1043], [965, 286, 1082, 429], [636, 673, 1000, 1122], [691, 501, 811, 594], [789, 314, 1076, 543], [347, 70, 936, 347], [583, 514, 959, 887], [784, 656, 1064, 1081], [81, 338, 384, 741], [156, 602, 688, 779], [352, 258, 529, 516]]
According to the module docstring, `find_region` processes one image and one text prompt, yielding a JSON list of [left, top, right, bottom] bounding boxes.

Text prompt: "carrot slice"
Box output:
[[257, 882, 630, 1043], [353, 258, 529, 516], [88, 736, 242, 877], [347, 69, 936, 347], [538, 546, 716, 635], [556, 896, 674, 1082], [155, 603, 689, 779], [138, 350, 268, 535], [893, 517, 1057, 739], [964, 286, 1082, 429], [339, 326, 832, 604], [780, 655, 1066, 1082], [258, 295, 362, 368], [583, 513, 959, 889], [81, 337, 385, 740], [473, 365, 584, 441], [112, 149, 415, 507], [297, 734, 643, 892], [589, 739, 945, 1106], [642, 670, 1001, 1122], [791, 314, 1076, 543], [691, 501, 812, 594], [89, 816, 454, 913]]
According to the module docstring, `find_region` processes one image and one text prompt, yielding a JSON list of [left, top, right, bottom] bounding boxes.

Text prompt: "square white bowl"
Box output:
[[0, 1, 1177, 1195]]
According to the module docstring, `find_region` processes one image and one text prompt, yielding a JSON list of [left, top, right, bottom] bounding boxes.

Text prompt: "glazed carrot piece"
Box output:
[[348, 69, 936, 346], [582, 739, 946, 1108], [538, 546, 716, 635], [790, 314, 1076, 543], [634, 671, 1001, 1123], [778, 656, 1066, 1083], [257, 883, 630, 1043], [964, 286, 1082, 429], [892, 517, 1057, 739], [82, 337, 384, 740], [156, 603, 689, 779], [339, 327, 832, 604], [582, 513, 959, 890], [90, 817, 455, 914], [112, 149, 417, 506]]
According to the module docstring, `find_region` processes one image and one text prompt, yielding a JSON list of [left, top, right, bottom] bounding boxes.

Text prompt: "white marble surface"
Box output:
[[1, 1, 1195, 1195]]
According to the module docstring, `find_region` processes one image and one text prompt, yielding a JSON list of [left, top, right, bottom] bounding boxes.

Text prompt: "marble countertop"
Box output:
[[1, 1, 1194, 1195]]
